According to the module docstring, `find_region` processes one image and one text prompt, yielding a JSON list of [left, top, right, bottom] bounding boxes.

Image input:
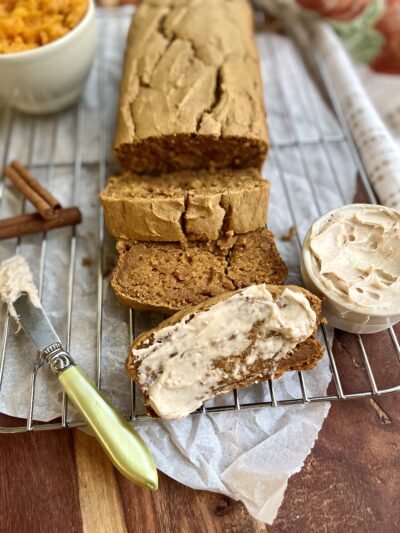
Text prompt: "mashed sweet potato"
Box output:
[[0, 0, 88, 53]]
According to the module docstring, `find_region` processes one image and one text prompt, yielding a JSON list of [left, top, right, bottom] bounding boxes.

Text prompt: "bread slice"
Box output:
[[100, 168, 269, 242], [112, 228, 288, 314], [127, 284, 324, 419]]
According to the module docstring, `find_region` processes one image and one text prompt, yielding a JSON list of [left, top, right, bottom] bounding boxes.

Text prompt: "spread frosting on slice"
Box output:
[[309, 205, 400, 313], [0, 255, 41, 320], [132, 285, 316, 419]]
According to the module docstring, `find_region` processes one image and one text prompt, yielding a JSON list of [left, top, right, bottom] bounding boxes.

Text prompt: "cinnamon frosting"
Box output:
[[132, 285, 316, 419], [308, 204, 400, 314], [0, 255, 41, 320]]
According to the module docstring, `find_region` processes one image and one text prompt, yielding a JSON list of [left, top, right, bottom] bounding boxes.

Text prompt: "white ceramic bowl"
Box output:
[[0, 0, 97, 114], [301, 204, 400, 334]]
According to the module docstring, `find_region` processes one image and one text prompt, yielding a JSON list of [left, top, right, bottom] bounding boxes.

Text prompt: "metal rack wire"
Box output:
[[0, 9, 399, 434]]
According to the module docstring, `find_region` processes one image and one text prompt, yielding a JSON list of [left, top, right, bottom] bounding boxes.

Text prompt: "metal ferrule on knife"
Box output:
[[40, 342, 75, 376]]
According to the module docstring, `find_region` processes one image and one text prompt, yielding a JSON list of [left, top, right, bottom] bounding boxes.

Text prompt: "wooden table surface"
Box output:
[[1, 4, 398, 531], [1, 326, 399, 533]]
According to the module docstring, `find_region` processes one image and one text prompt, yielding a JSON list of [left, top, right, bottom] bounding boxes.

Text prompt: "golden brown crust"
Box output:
[[100, 168, 269, 242], [112, 229, 288, 314], [126, 285, 324, 416], [114, 0, 269, 173]]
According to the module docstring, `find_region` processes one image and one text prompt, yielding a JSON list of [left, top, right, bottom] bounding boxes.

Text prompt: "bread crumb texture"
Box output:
[[112, 228, 288, 313]]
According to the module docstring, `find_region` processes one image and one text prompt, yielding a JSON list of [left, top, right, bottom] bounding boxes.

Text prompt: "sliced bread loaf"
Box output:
[[112, 228, 288, 314], [100, 168, 269, 242], [127, 284, 323, 419]]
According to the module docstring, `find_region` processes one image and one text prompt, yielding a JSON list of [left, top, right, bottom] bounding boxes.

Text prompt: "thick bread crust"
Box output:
[[100, 169, 269, 242], [114, 0, 268, 173], [112, 229, 288, 314], [126, 285, 324, 416], [114, 295, 176, 315]]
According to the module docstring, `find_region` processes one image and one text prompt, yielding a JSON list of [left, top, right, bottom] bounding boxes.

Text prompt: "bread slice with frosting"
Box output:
[[127, 284, 323, 419]]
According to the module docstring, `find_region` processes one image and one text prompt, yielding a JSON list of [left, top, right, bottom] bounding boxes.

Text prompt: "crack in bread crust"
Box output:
[[114, 0, 269, 173], [100, 168, 269, 243]]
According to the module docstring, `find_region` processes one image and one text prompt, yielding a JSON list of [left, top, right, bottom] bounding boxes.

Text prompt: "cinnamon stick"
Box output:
[[0, 207, 81, 241], [11, 160, 61, 212], [4, 161, 61, 220]]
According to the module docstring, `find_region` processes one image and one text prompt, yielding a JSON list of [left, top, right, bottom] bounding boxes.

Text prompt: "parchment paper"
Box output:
[[0, 7, 362, 524], [256, 0, 400, 209]]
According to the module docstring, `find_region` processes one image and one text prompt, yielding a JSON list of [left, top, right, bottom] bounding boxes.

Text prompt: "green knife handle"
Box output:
[[59, 365, 158, 490]]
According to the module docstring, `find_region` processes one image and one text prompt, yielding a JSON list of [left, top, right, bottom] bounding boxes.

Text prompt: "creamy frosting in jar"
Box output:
[[133, 284, 316, 419], [308, 204, 400, 314]]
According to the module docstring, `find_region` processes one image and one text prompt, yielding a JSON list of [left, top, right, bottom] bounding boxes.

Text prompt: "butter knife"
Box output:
[[13, 293, 158, 490]]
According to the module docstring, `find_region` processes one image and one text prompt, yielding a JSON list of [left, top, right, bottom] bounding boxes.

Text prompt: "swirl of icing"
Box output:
[[309, 204, 400, 314]]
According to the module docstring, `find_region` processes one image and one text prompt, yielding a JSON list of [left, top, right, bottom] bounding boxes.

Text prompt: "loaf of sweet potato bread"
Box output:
[[112, 228, 288, 313], [127, 284, 324, 419], [100, 168, 269, 242], [114, 0, 268, 173]]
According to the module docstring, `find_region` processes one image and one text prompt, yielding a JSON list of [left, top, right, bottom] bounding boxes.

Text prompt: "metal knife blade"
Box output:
[[13, 294, 61, 353]]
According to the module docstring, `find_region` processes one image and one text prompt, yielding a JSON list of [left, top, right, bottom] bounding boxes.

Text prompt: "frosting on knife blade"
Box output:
[[0, 255, 41, 321]]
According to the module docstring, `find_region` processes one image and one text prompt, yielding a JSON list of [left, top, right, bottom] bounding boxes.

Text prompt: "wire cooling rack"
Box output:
[[0, 9, 399, 433]]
